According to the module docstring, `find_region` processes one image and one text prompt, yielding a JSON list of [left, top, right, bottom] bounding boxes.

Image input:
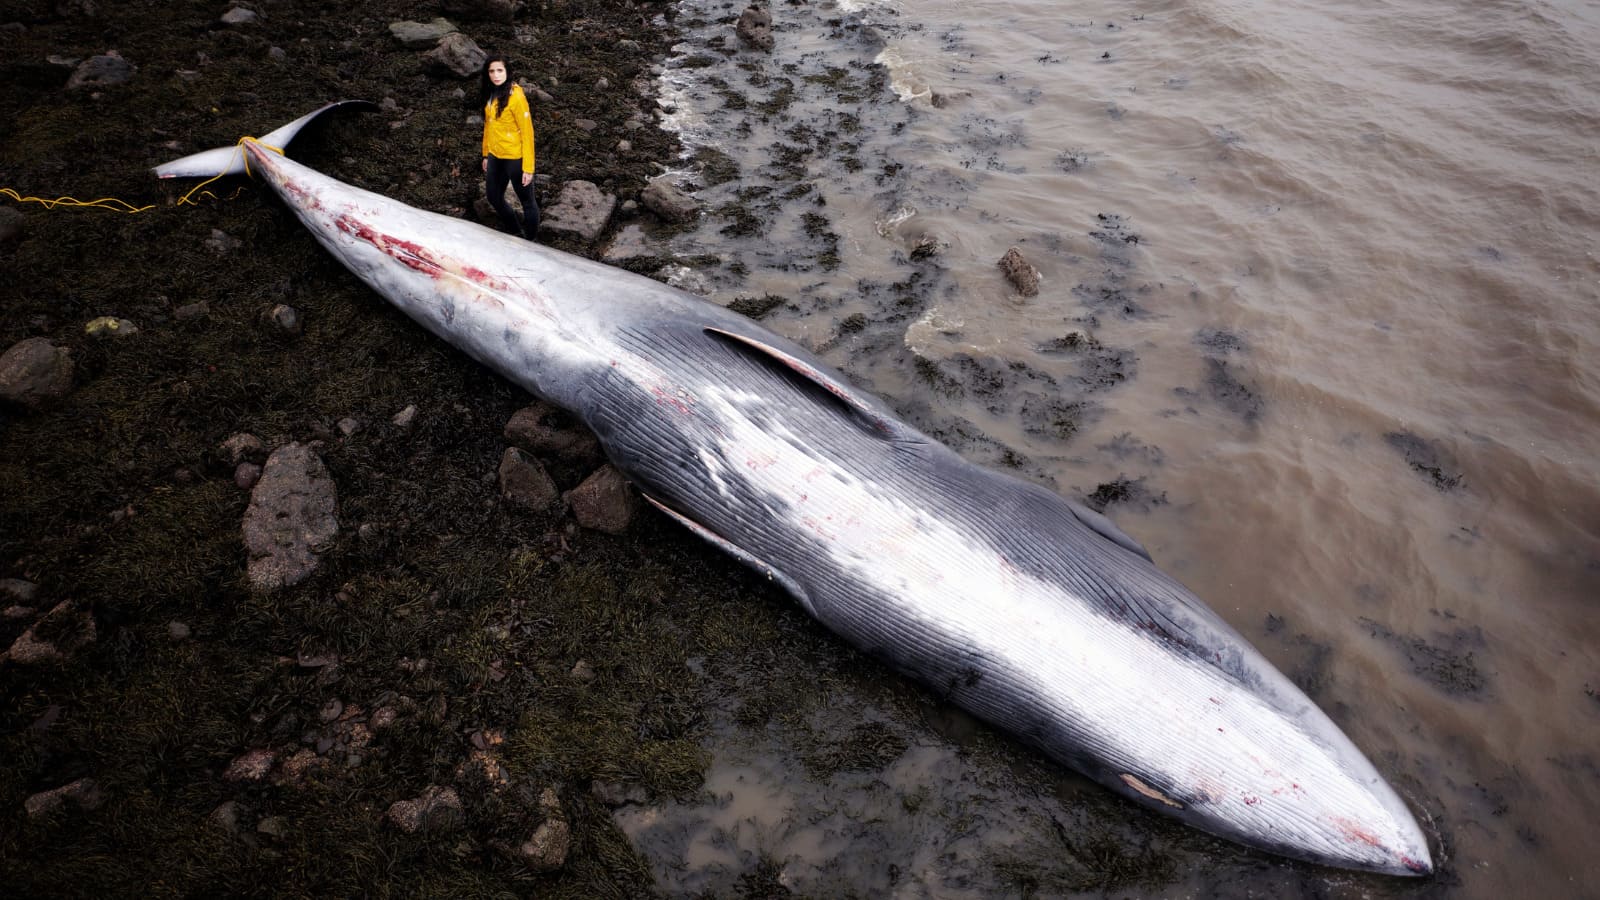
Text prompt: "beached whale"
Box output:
[[156, 102, 1432, 876]]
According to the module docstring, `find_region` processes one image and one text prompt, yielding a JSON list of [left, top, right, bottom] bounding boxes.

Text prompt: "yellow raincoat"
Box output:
[[482, 84, 535, 174]]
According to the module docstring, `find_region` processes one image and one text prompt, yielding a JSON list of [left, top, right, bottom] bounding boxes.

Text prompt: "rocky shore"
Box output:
[[0, 1, 807, 895]]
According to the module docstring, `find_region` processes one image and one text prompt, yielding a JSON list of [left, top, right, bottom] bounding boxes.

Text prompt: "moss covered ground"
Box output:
[[0, 1, 832, 895]]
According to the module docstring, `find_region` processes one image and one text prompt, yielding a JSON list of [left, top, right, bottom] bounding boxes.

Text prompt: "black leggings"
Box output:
[[485, 155, 539, 238]]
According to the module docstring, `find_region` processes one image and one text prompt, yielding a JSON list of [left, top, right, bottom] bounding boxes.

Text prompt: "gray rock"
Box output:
[[24, 778, 104, 819], [422, 32, 486, 79], [0, 579, 38, 604], [391, 404, 417, 428], [504, 402, 602, 463], [279, 748, 328, 783], [234, 462, 262, 490], [5, 600, 96, 666], [242, 443, 339, 591], [570, 659, 596, 683], [0, 338, 74, 410], [386, 785, 464, 834], [336, 417, 360, 437], [388, 17, 457, 48], [167, 621, 191, 641], [0, 206, 23, 243], [223, 748, 277, 782], [206, 228, 242, 254], [540, 180, 616, 244], [602, 224, 655, 264], [220, 6, 259, 26], [565, 465, 638, 535], [220, 432, 265, 465], [998, 247, 1040, 297], [5, 626, 63, 665], [640, 178, 699, 224], [572, 118, 599, 133], [209, 800, 247, 833], [498, 448, 561, 512], [268, 46, 286, 61], [493, 787, 570, 871], [497, 817, 571, 872], [255, 815, 288, 837], [737, 5, 775, 51], [66, 53, 133, 90], [268, 303, 302, 336], [173, 301, 208, 321], [616, 139, 631, 153]]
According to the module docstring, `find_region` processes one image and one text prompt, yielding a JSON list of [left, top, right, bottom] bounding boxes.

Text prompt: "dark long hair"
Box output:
[[479, 54, 514, 118]]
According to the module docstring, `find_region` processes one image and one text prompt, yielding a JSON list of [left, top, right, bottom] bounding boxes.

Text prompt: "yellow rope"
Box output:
[[0, 135, 287, 214], [0, 187, 155, 213]]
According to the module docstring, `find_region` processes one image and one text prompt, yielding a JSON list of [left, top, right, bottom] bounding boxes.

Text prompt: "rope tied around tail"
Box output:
[[0, 135, 286, 214]]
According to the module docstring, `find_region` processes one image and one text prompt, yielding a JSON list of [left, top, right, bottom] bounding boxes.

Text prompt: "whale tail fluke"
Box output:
[[153, 100, 377, 179]]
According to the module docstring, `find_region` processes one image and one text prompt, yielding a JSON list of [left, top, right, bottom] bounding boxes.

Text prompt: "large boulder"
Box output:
[[640, 178, 699, 224], [498, 448, 561, 511], [241, 443, 339, 591], [24, 779, 103, 819], [998, 247, 1040, 297], [565, 465, 638, 535], [422, 32, 486, 78], [0, 338, 74, 410], [388, 18, 457, 47], [65, 52, 133, 90], [736, 5, 775, 51], [3, 600, 97, 666], [540, 181, 617, 244], [386, 785, 465, 834], [503, 402, 602, 464]]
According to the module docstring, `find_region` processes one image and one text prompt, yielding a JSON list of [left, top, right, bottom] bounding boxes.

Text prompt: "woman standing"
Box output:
[[479, 54, 539, 239]]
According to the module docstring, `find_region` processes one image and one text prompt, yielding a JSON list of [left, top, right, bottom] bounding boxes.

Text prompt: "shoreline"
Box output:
[[0, 2, 770, 893]]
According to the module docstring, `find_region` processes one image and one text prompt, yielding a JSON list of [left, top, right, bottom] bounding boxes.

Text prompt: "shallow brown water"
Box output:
[[631, 0, 1600, 894]]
